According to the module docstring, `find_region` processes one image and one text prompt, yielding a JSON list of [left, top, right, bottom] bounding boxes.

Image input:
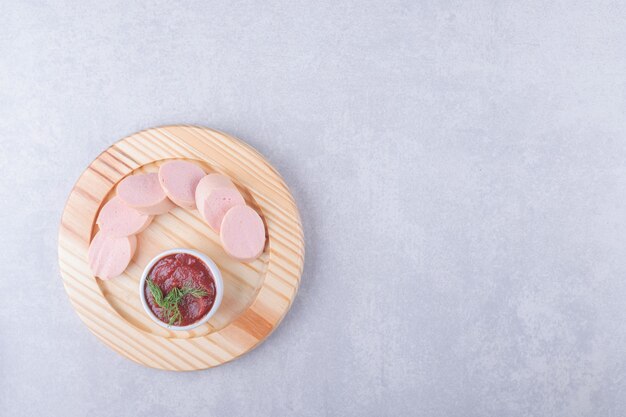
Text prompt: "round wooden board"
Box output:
[[58, 125, 304, 371]]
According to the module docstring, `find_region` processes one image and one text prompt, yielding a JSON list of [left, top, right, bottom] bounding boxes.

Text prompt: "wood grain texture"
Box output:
[[58, 125, 304, 371]]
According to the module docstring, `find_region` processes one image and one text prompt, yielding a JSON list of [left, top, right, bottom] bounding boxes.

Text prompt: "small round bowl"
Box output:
[[139, 248, 223, 331]]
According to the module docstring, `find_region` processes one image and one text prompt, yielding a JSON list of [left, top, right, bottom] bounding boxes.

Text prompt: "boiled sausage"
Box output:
[[219, 205, 266, 262], [96, 196, 153, 237], [158, 161, 205, 209], [117, 173, 175, 215], [195, 174, 245, 232], [88, 231, 137, 280]]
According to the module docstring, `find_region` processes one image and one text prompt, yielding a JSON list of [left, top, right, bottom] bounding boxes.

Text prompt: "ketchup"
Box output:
[[145, 253, 216, 326]]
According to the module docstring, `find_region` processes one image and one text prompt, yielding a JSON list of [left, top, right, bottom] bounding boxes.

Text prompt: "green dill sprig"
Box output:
[[146, 279, 209, 325]]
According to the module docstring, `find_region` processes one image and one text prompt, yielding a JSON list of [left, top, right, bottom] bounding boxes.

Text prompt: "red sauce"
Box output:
[[145, 253, 216, 326]]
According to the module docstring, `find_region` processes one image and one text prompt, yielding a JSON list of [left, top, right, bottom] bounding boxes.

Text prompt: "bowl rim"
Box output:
[[139, 248, 224, 331]]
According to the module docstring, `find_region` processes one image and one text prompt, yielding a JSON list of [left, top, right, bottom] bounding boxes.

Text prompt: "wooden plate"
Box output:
[[58, 125, 304, 371]]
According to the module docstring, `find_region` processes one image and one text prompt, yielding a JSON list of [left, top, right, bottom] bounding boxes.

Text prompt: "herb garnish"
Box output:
[[146, 279, 209, 325]]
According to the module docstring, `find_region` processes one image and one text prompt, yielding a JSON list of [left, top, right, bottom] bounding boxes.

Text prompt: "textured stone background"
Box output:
[[1, 1, 625, 416]]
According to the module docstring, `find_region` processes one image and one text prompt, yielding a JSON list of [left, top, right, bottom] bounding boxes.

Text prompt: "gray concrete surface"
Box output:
[[1, 1, 626, 416]]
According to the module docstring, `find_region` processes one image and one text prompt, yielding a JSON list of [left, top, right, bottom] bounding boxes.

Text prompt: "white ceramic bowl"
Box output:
[[139, 248, 223, 331]]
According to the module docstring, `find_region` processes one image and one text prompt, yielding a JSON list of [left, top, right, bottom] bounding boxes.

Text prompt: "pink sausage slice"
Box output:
[[195, 173, 236, 218], [88, 231, 137, 280], [220, 205, 266, 262], [200, 188, 246, 232], [195, 174, 245, 231], [117, 173, 175, 215], [158, 161, 205, 209], [97, 196, 153, 237], [195, 174, 236, 202]]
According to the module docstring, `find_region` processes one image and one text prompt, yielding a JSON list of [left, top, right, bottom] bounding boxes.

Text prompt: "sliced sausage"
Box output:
[[96, 196, 153, 237], [195, 173, 236, 205], [158, 161, 205, 209], [220, 205, 266, 262], [199, 188, 246, 232], [195, 174, 245, 231], [88, 231, 137, 280], [117, 173, 175, 215]]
